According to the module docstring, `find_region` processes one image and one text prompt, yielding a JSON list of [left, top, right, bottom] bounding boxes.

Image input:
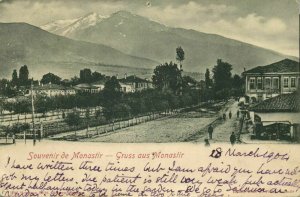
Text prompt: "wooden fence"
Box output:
[[0, 107, 100, 126]]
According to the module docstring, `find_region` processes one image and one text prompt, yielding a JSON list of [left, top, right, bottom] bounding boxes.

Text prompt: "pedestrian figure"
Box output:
[[229, 111, 232, 119], [230, 132, 236, 145], [208, 124, 214, 139], [13, 134, 16, 144], [204, 139, 210, 147], [237, 110, 240, 118], [223, 113, 226, 120]]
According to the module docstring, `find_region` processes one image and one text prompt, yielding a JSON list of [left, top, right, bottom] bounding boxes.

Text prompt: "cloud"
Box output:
[[0, 0, 126, 25], [0, 0, 13, 3], [236, 14, 286, 35], [200, 14, 295, 56], [0, 0, 297, 56], [138, 1, 237, 28], [137, 2, 296, 56]]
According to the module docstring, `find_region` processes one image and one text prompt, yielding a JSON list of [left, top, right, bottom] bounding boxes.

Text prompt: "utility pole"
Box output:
[[31, 79, 36, 146]]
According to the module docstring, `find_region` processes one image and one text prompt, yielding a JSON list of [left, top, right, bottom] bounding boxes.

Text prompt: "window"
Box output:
[[291, 77, 296, 88], [257, 77, 262, 89], [272, 78, 279, 89], [283, 77, 289, 88], [265, 78, 271, 89], [249, 78, 256, 89]]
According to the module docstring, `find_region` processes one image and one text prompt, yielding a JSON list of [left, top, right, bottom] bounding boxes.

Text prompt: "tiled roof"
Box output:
[[33, 84, 74, 90], [249, 91, 300, 112], [119, 76, 149, 83], [243, 59, 299, 74], [74, 83, 99, 89]]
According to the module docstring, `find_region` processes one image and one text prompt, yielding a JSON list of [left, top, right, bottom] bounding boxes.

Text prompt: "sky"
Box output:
[[0, 0, 298, 57]]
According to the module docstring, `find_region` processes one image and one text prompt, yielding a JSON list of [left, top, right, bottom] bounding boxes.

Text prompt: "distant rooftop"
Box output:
[[33, 84, 74, 90], [243, 59, 299, 74], [119, 75, 149, 83], [249, 91, 300, 112], [74, 83, 99, 89]]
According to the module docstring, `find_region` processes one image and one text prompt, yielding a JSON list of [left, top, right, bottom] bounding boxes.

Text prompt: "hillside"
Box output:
[[0, 22, 157, 78], [42, 10, 295, 74]]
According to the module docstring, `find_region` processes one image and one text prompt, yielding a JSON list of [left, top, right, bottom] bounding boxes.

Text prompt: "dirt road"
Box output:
[[193, 100, 240, 144]]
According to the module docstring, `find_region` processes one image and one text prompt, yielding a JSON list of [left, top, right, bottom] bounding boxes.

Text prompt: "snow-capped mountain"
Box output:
[[41, 12, 108, 36], [41, 18, 79, 34], [41, 10, 294, 74]]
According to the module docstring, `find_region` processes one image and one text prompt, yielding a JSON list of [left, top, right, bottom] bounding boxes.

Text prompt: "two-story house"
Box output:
[[243, 59, 299, 102], [118, 74, 153, 92]]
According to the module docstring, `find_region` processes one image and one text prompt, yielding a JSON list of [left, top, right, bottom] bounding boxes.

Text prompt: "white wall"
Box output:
[[256, 112, 300, 124]]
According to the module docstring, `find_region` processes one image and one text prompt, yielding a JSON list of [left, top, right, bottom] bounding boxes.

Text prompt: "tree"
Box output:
[[180, 93, 193, 107], [92, 71, 105, 82], [152, 62, 181, 93], [102, 76, 122, 108], [5, 123, 30, 135], [70, 76, 80, 85], [205, 69, 212, 89], [35, 95, 53, 115], [41, 73, 61, 85], [65, 111, 82, 128], [19, 65, 29, 85], [232, 74, 244, 97], [14, 99, 31, 114], [11, 69, 18, 87], [176, 46, 185, 70], [80, 68, 92, 83], [212, 59, 233, 91], [114, 103, 131, 120], [85, 108, 91, 125], [182, 75, 197, 91], [232, 74, 243, 89]]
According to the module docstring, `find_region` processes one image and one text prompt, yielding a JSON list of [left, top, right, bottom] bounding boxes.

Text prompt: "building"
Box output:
[[74, 83, 101, 93], [118, 74, 153, 92], [26, 84, 76, 97], [243, 59, 299, 102], [119, 82, 134, 93], [92, 81, 105, 92], [249, 91, 300, 141]]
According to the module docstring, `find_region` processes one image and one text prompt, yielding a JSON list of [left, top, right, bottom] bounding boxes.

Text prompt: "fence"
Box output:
[[1, 102, 209, 141], [0, 107, 100, 126], [49, 111, 177, 140]]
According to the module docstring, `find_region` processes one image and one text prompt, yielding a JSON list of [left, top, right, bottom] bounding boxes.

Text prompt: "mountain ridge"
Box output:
[[41, 10, 295, 74], [0, 22, 158, 79]]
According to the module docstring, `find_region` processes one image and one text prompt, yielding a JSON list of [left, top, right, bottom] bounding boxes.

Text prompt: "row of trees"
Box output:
[[204, 59, 244, 100], [0, 66, 110, 98], [11, 65, 30, 87], [1, 47, 244, 120], [0, 65, 30, 97]]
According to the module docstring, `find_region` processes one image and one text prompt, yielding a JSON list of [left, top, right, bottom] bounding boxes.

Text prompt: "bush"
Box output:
[[103, 103, 132, 121], [4, 123, 30, 134], [65, 111, 82, 127]]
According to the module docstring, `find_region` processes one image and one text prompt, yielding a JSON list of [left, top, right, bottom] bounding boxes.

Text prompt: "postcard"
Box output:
[[0, 0, 299, 196]]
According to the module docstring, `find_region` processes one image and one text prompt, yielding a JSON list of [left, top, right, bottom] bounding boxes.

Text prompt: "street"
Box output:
[[193, 100, 240, 144], [1, 100, 272, 145]]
